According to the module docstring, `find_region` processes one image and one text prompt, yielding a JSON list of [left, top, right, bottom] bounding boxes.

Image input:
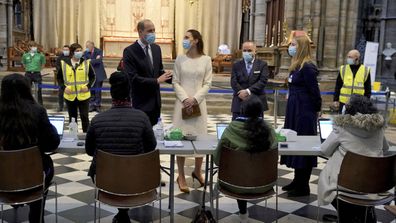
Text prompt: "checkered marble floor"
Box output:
[[1, 110, 395, 223]]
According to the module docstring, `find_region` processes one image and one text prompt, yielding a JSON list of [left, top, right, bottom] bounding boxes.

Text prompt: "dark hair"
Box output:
[[69, 43, 82, 56], [187, 29, 204, 55], [345, 94, 378, 115], [63, 45, 70, 48], [240, 95, 272, 152], [0, 73, 37, 148], [109, 71, 130, 100]]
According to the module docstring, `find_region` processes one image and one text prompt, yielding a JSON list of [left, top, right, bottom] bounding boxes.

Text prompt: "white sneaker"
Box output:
[[239, 212, 249, 223]]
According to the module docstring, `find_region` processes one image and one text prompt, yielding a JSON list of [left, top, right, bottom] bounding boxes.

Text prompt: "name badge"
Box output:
[[254, 71, 260, 74]]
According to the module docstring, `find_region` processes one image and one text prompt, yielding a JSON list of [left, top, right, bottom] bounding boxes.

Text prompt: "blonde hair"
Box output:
[[289, 35, 314, 72]]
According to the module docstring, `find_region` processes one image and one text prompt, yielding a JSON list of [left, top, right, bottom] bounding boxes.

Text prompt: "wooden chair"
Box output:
[[0, 146, 58, 223], [335, 151, 396, 222], [212, 53, 234, 73], [385, 205, 396, 216], [94, 149, 161, 223], [215, 146, 278, 222]]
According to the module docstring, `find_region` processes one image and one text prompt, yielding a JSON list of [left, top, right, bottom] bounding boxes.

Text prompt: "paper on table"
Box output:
[[164, 140, 184, 147], [62, 138, 75, 142]]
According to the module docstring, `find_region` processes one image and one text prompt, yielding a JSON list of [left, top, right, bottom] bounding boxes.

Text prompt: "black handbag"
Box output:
[[191, 158, 216, 223], [191, 208, 216, 223]]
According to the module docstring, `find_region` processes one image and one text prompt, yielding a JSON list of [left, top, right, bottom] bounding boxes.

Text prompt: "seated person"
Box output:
[[85, 71, 156, 223], [318, 94, 389, 223], [213, 95, 277, 223], [0, 73, 60, 222]]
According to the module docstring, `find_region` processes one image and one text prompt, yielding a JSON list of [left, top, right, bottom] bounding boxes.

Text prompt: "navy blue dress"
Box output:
[[280, 62, 322, 169]]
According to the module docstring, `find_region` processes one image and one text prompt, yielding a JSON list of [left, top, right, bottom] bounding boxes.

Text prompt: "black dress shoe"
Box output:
[[112, 212, 131, 223], [281, 181, 296, 191], [161, 181, 166, 186], [322, 214, 337, 222], [287, 187, 310, 197]]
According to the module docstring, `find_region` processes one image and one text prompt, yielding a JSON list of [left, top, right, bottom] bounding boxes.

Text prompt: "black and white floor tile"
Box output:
[[1, 110, 395, 223]]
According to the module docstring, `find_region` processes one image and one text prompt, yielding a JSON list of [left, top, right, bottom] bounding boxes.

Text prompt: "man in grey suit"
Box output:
[[231, 40, 269, 120]]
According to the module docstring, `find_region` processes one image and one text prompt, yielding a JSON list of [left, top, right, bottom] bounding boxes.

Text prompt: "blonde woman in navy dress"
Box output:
[[280, 35, 322, 197]]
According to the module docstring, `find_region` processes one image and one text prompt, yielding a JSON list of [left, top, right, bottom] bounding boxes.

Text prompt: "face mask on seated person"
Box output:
[[63, 50, 70, 56]]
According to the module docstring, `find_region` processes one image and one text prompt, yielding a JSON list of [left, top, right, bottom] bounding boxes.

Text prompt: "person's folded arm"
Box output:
[[89, 50, 103, 66]]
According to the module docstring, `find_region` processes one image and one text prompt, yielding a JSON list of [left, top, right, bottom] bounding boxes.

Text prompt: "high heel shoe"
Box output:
[[191, 172, 205, 187], [176, 177, 190, 193]]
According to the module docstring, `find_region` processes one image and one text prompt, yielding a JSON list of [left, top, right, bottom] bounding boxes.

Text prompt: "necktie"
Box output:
[[246, 62, 252, 75], [145, 46, 153, 70]]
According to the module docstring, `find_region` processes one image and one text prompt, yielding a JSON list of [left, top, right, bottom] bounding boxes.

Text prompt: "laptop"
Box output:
[[318, 118, 333, 143], [48, 116, 65, 139], [216, 123, 229, 141]]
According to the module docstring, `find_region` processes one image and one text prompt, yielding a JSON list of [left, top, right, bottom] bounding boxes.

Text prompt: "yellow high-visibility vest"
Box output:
[[61, 60, 91, 101], [339, 65, 369, 104]]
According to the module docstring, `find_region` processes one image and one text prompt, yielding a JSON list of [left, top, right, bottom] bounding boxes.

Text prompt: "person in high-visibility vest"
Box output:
[[333, 49, 371, 113], [57, 43, 95, 132]]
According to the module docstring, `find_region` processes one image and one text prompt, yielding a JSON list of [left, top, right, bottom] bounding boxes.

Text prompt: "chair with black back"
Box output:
[[215, 146, 279, 222], [94, 149, 161, 223], [336, 151, 396, 222], [0, 146, 58, 223]]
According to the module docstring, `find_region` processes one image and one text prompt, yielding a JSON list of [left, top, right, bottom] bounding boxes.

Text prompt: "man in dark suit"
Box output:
[[84, 41, 107, 112], [123, 19, 172, 126], [231, 40, 269, 120]]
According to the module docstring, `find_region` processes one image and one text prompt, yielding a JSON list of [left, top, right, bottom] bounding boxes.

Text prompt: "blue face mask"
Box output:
[[242, 52, 254, 63], [74, 52, 83, 59], [183, 39, 191, 49], [346, 58, 355, 65], [85, 48, 90, 52], [288, 45, 297, 57], [144, 33, 156, 44], [63, 50, 70, 56]]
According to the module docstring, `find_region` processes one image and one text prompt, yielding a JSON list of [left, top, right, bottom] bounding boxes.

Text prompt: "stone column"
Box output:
[[252, 0, 266, 46]]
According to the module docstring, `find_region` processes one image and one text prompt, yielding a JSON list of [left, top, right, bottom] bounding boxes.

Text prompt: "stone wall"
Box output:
[[0, 4, 8, 62]]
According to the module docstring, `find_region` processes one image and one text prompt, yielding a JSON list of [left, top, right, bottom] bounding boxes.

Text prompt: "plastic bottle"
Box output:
[[154, 117, 164, 141], [69, 117, 78, 140]]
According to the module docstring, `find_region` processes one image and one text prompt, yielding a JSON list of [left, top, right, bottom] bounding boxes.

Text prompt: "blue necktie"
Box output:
[[246, 62, 252, 75]]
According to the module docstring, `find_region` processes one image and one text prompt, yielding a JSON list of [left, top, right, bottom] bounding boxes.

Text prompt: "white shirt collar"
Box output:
[[137, 39, 150, 50], [244, 58, 255, 65]]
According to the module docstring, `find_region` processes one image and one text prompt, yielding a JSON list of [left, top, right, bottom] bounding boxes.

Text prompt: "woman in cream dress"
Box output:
[[172, 29, 213, 193]]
